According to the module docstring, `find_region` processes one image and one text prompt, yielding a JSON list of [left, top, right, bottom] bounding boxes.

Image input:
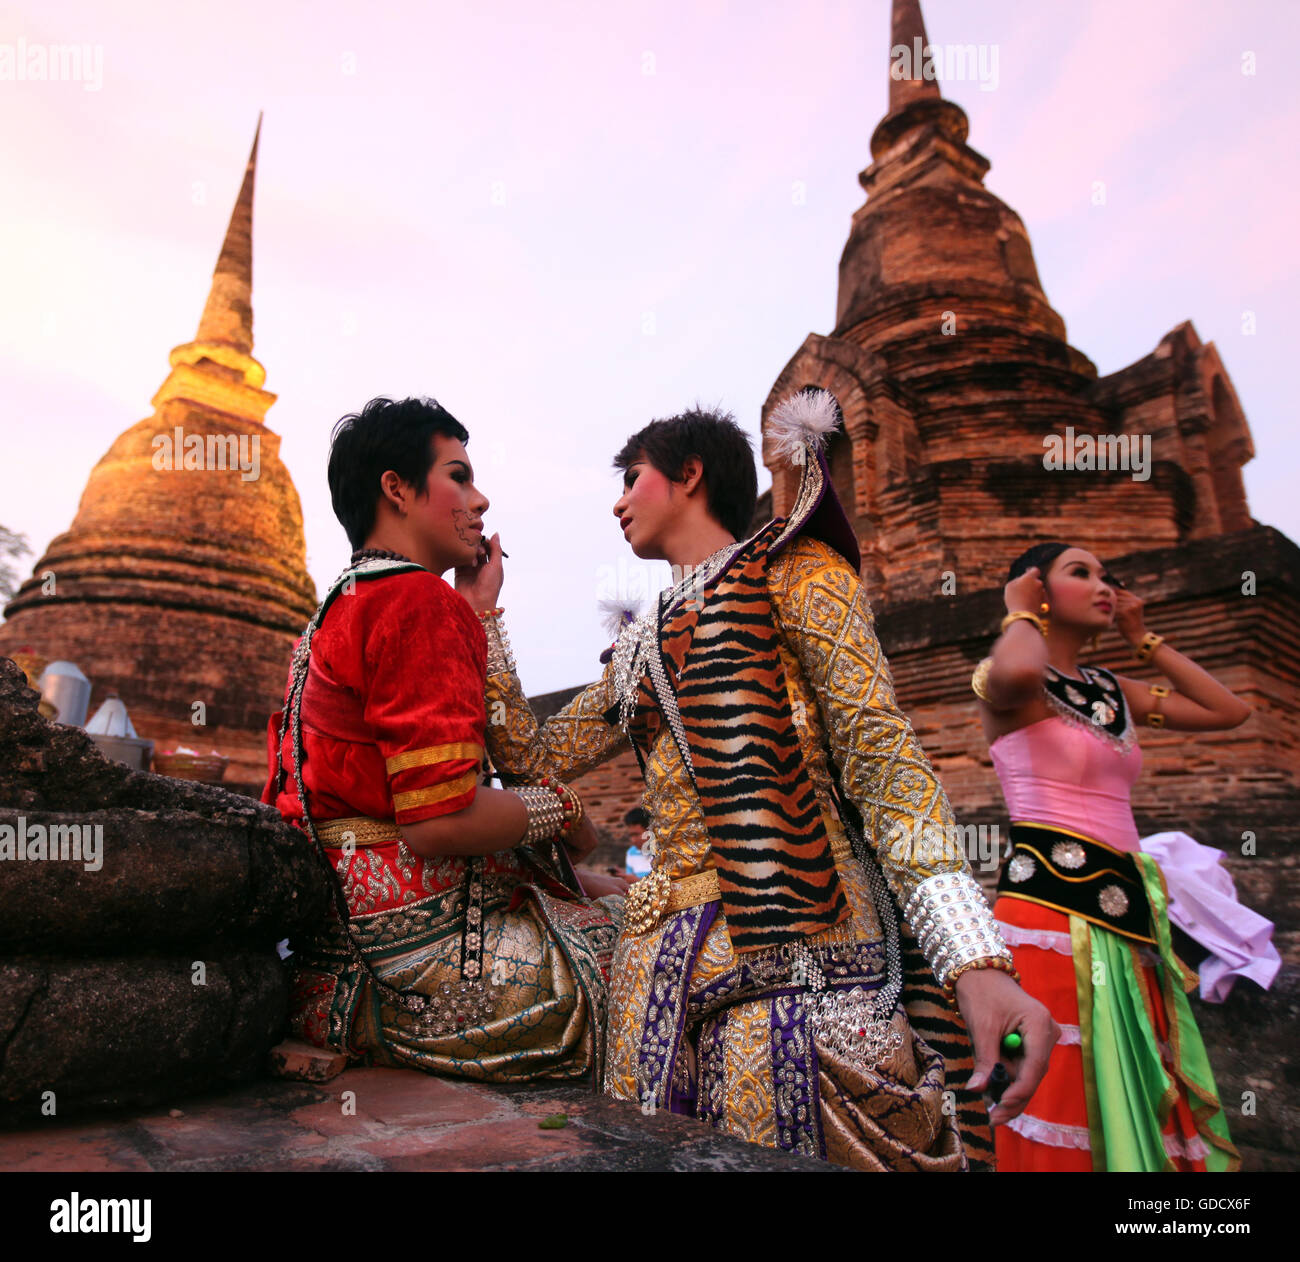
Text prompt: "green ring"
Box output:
[[1001, 1031, 1023, 1053]]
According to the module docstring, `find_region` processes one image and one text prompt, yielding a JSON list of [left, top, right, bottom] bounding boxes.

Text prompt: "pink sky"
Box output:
[[2, 0, 1297, 695]]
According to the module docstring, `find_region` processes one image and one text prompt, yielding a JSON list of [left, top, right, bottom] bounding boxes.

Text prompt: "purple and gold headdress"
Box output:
[[766, 388, 861, 572]]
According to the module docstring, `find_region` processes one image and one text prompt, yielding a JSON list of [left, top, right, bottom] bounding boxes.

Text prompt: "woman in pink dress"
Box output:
[[972, 541, 1248, 1172]]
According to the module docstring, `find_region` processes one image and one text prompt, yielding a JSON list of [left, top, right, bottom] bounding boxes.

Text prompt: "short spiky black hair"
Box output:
[[613, 407, 757, 541], [328, 396, 469, 550]]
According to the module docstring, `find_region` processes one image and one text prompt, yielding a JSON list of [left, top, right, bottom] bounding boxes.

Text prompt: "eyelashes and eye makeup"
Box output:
[[1058, 561, 1125, 594]]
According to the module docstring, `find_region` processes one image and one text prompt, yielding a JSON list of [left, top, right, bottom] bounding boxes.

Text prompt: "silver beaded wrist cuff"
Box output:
[[480, 611, 516, 675], [516, 785, 566, 845], [903, 871, 1012, 989]]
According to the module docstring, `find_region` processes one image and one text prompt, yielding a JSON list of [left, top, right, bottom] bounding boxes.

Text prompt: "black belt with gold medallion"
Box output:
[[996, 822, 1155, 945]]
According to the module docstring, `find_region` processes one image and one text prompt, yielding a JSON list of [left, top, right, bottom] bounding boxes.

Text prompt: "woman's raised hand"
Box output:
[[1113, 586, 1146, 648], [1003, 566, 1047, 616], [455, 531, 505, 613]]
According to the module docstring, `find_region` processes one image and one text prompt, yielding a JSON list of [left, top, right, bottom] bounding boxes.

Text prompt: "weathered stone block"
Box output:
[[0, 953, 288, 1127], [0, 807, 327, 953]]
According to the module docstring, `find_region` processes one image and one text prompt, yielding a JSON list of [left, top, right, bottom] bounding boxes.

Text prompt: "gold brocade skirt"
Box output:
[[288, 832, 621, 1084], [602, 819, 973, 1171]]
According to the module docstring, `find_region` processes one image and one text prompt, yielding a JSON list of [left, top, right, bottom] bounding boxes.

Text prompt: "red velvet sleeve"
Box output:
[[360, 572, 488, 825], [260, 710, 282, 806]]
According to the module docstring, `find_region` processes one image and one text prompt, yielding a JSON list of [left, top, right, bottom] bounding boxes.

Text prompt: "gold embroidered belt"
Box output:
[[317, 817, 403, 849], [624, 867, 720, 936]]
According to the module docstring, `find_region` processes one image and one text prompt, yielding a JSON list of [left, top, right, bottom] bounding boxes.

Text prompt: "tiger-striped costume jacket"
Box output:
[[482, 532, 996, 1170]]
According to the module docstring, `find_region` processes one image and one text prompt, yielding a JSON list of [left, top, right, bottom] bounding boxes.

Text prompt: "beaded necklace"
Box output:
[[610, 541, 740, 748]]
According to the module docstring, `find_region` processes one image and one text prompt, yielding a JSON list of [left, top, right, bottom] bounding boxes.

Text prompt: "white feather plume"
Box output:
[[599, 597, 644, 641], [767, 388, 841, 463]]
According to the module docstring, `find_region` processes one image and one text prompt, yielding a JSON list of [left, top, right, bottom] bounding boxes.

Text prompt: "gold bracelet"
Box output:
[[475, 606, 505, 620], [1000, 610, 1047, 637], [946, 955, 1020, 1000], [1147, 683, 1170, 728], [1134, 631, 1164, 663]]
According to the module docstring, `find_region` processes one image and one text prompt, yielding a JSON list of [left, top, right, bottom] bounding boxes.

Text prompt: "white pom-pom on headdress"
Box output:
[[767, 388, 841, 464], [599, 597, 644, 641]]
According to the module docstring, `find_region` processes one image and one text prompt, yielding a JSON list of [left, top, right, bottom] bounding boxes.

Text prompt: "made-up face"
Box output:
[[612, 457, 678, 560], [1044, 547, 1118, 631], [409, 434, 490, 571]]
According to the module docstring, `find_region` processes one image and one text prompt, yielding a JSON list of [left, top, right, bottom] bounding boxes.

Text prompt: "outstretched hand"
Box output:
[[455, 531, 505, 612], [954, 966, 1059, 1126]]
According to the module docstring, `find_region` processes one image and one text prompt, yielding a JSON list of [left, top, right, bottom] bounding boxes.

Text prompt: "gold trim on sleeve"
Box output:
[[385, 742, 483, 775], [392, 771, 478, 813]]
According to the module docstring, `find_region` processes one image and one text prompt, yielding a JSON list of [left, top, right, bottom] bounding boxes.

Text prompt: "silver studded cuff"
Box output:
[[902, 871, 1012, 989], [480, 611, 516, 675], [516, 785, 566, 845]]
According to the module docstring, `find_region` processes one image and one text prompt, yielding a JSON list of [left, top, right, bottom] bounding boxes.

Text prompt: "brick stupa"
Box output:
[[0, 120, 317, 791], [758, 0, 1299, 847], [555, 0, 1297, 1167]]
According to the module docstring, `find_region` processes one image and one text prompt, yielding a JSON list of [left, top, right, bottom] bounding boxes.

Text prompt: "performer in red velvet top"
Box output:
[[264, 396, 622, 1082], [268, 565, 489, 834]]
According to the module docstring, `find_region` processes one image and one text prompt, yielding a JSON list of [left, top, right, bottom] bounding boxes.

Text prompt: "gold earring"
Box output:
[[1039, 601, 1050, 635]]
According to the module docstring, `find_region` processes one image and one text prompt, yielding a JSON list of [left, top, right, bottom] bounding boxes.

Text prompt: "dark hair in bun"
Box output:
[[1007, 541, 1073, 584]]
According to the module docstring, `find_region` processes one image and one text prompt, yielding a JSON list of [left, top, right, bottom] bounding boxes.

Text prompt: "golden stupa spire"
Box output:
[[155, 114, 272, 416], [194, 113, 261, 354]]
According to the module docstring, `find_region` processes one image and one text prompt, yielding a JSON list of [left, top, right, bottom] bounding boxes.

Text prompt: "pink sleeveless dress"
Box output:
[[990, 715, 1142, 852], [988, 714, 1218, 1171]]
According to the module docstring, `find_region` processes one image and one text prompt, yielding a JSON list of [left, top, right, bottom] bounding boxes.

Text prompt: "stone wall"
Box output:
[[0, 655, 331, 1126]]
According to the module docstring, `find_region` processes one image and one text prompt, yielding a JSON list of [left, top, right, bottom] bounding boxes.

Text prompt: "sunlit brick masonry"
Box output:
[[0, 118, 315, 795]]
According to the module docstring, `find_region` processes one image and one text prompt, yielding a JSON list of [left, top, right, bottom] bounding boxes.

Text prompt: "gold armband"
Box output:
[[1147, 683, 1170, 728], [946, 954, 1021, 1000], [971, 657, 993, 703]]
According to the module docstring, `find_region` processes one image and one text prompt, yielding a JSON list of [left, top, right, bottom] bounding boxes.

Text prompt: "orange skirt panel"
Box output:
[[994, 897, 1207, 1172]]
